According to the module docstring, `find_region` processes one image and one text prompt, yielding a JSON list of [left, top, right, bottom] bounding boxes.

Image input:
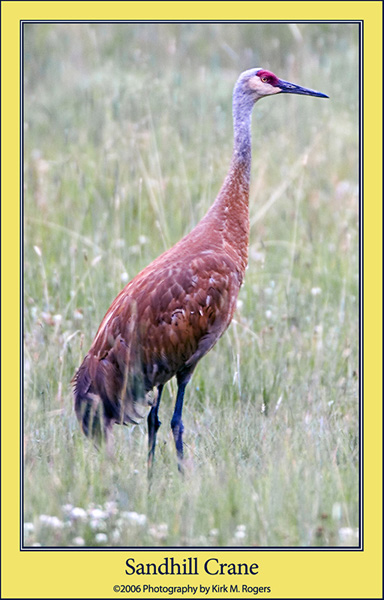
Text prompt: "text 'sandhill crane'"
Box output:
[[73, 68, 328, 470]]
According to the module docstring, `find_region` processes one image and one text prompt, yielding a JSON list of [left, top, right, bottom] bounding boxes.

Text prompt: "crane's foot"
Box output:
[[171, 420, 184, 474], [147, 385, 163, 479], [170, 376, 188, 474], [147, 413, 161, 478]]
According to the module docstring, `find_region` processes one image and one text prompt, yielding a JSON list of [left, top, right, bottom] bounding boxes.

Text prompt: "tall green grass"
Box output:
[[23, 22, 359, 547]]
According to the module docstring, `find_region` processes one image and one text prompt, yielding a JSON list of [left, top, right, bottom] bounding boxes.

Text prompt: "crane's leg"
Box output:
[[147, 384, 163, 475], [171, 374, 189, 472]]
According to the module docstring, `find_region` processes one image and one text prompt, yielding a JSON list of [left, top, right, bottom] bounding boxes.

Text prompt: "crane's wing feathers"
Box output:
[[91, 251, 241, 380]]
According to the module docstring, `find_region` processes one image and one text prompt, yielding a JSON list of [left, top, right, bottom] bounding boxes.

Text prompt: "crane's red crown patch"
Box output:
[[257, 70, 279, 86]]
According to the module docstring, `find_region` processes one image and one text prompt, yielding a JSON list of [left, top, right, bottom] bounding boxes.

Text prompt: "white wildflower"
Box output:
[[39, 515, 63, 529], [233, 524, 247, 540], [209, 528, 219, 537], [72, 537, 85, 546], [95, 532, 108, 544], [121, 511, 147, 526], [338, 527, 359, 544], [70, 507, 87, 520], [88, 508, 107, 520], [149, 523, 168, 540], [250, 249, 265, 264]]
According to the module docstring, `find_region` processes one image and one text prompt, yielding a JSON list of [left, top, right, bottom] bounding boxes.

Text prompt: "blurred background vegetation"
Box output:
[[23, 22, 359, 547]]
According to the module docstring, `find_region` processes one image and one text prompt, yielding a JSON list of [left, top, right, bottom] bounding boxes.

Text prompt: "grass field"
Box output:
[[23, 22, 359, 547]]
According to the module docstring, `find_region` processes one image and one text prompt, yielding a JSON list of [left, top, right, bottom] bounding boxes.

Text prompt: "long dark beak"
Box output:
[[277, 79, 329, 98]]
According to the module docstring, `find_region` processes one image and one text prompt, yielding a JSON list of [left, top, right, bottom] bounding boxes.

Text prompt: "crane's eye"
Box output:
[[261, 76, 269, 83]]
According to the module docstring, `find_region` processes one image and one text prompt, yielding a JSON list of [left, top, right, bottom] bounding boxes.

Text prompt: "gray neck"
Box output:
[[197, 80, 255, 263], [231, 87, 255, 182]]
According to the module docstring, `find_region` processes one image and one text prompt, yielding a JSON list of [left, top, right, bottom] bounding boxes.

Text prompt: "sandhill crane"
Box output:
[[73, 68, 328, 472]]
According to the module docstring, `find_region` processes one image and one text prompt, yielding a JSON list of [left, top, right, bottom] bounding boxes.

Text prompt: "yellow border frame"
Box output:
[[1, 2, 382, 599]]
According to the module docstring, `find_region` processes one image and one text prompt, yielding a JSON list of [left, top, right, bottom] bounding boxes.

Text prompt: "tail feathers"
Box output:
[[73, 359, 104, 442], [73, 346, 149, 442]]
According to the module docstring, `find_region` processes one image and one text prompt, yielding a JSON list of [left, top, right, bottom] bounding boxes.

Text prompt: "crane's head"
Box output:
[[238, 68, 328, 101]]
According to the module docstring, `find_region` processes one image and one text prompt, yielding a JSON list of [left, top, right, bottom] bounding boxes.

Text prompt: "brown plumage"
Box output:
[[73, 68, 328, 470]]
